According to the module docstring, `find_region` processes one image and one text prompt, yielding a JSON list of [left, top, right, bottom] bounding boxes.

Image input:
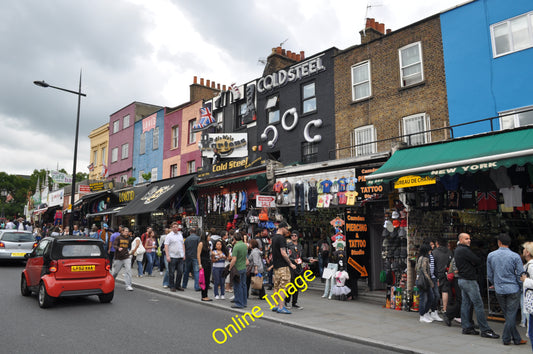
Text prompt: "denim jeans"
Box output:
[[162, 256, 169, 287], [145, 252, 155, 276], [496, 291, 522, 344], [233, 269, 247, 308], [458, 278, 491, 332], [529, 314, 533, 351], [182, 258, 200, 290], [419, 287, 433, 316], [112, 256, 132, 287], [168, 257, 184, 290], [294, 183, 305, 215], [212, 267, 225, 296], [136, 259, 144, 276], [430, 278, 440, 311]]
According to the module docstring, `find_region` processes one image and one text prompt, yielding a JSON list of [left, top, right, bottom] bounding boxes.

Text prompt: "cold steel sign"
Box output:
[[257, 55, 325, 93]]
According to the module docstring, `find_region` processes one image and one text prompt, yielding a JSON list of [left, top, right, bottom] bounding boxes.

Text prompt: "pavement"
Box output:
[[117, 270, 531, 354]]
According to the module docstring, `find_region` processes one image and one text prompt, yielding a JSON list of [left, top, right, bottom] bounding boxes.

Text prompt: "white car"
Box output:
[[0, 230, 37, 261]]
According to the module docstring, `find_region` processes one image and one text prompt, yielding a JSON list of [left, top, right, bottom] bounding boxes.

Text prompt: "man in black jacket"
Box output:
[[455, 233, 499, 339]]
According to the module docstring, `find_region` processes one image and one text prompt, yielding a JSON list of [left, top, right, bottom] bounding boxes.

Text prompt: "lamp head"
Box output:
[[33, 80, 49, 88]]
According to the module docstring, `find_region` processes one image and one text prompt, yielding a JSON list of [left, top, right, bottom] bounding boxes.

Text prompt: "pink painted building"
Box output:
[[108, 102, 161, 183]]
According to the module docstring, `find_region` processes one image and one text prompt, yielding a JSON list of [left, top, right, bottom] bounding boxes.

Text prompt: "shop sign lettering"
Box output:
[[394, 175, 436, 189], [345, 210, 369, 278], [198, 157, 265, 180], [119, 190, 135, 203], [142, 185, 174, 204], [430, 162, 498, 176], [199, 133, 248, 158], [257, 56, 325, 93]]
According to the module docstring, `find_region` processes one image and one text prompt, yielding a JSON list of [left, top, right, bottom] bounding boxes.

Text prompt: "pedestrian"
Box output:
[[89, 225, 100, 239], [160, 228, 170, 288], [111, 227, 134, 291], [198, 231, 213, 302], [108, 225, 122, 263], [433, 238, 453, 313], [427, 240, 443, 322], [182, 227, 200, 291], [228, 232, 248, 308], [520, 241, 533, 351], [144, 230, 157, 276], [271, 222, 297, 314], [165, 222, 185, 292], [212, 239, 228, 299], [131, 234, 144, 277], [417, 243, 435, 323], [455, 233, 499, 338], [247, 239, 265, 300], [285, 230, 305, 309], [487, 233, 526, 345], [316, 233, 331, 282]]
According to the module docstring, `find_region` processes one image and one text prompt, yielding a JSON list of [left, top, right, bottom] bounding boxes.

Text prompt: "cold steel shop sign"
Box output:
[[345, 209, 369, 278]]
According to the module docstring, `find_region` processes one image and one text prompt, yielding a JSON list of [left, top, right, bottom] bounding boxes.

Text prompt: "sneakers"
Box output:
[[420, 314, 433, 323], [443, 315, 451, 327], [480, 330, 499, 339], [285, 303, 292, 309], [462, 328, 480, 335], [430, 311, 443, 322], [215, 295, 220, 300], [125, 286, 134, 291], [230, 295, 235, 301], [454, 317, 462, 324], [277, 307, 292, 314], [220, 295, 225, 300], [292, 304, 303, 310], [163, 285, 169, 288]]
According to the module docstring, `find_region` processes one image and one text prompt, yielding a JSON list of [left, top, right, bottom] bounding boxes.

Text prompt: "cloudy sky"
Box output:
[[0, 0, 466, 176]]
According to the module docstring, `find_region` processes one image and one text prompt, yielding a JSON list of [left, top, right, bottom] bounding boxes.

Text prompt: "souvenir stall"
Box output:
[[367, 127, 533, 307]]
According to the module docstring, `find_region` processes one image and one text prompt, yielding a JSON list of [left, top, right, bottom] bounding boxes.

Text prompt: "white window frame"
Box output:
[[499, 105, 533, 130], [140, 132, 146, 155], [153, 126, 159, 150], [352, 125, 377, 156], [351, 61, 371, 101], [151, 168, 157, 182], [302, 82, 317, 114], [123, 114, 130, 129], [121, 143, 129, 159], [138, 170, 144, 182], [491, 11, 533, 57], [399, 42, 424, 87], [172, 125, 179, 149], [187, 160, 196, 174], [111, 147, 118, 163], [120, 174, 128, 183], [170, 164, 178, 178], [112, 120, 120, 134], [101, 147, 106, 165], [93, 150, 98, 165], [402, 113, 431, 146], [266, 95, 280, 124], [188, 119, 197, 144]]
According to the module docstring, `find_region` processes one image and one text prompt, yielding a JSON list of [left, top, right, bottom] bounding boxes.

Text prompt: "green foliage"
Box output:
[[127, 177, 136, 186], [141, 172, 151, 182]]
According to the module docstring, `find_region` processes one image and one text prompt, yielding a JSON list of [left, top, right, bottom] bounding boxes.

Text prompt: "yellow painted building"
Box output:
[[88, 123, 109, 180]]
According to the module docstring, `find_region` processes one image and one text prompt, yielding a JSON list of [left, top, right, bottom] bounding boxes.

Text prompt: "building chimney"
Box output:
[[300, 51, 305, 60], [360, 18, 387, 44], [200, 78, 204, 86], [193, 76, 198, 84]]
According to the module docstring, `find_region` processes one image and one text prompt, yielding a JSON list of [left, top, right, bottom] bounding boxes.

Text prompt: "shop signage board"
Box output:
[[199, 133, 248, 158], [394, 175, 436, 189], [142, 113, 157, 133], [356, 167, 384, 201], [345, 209, 369, 278], [89, 181, 114, 192], [48, 189, 64, 207], [118, 190, 135, 203], [78, 185, 91, 194], [197, 156, 265, 179], [256, 195, 276, 208], [183, 216, 202, 230]]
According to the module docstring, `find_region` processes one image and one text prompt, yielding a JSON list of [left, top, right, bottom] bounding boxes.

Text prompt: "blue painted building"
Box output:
[[440, 0, 533, 137], [132, 108, 165, 185]]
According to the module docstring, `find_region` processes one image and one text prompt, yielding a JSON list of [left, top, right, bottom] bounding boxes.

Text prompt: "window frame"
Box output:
[[188, 119, 197, 145], [120, 174, 128, 183], [101, 147, 106, 165], [123, 114, 130, 129], [302, 82, 317, 114], [402, 113, 431, 146], [235, 102, 247, 129], [351, 60, 371, 101], [187, 160, 196, 174], [170, 164, 178, 178], [121, 143, 129, 159], [491, 11, 533, 57], [398, 42, 424, 87], [138, 170, 144, 183], [301, 141, 319, 164], [171, 125, 179, 149], [353, 125, 377, 157], [266, 95, 280, 124], [111, 147, 118, 163], [140, 132, 146, 155], [112, 120, 120, 134], [151, 168, 157, 182], [153, 126, 159, 150], [499, 105, 533, 129], [93, 150, 98, 165]]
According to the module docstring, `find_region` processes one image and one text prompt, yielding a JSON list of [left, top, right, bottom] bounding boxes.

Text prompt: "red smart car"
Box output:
[[21, 236, 115, 308]]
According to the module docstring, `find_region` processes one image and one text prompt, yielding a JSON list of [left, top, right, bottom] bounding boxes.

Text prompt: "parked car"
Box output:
[[0, 230, 37, 261], [21, 236, 115, 308]]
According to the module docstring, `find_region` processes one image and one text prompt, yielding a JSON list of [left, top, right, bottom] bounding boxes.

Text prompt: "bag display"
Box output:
[[251, 275, 262, 290]]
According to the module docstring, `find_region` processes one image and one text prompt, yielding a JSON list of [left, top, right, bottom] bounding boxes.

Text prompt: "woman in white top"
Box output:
[[520, 241, 533, 349]]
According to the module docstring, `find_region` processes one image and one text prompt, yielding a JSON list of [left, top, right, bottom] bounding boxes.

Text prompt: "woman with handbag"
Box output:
[[248, 239, 265, 299], [211, 239, 228, 299], [198, 232, 213, 302], [521, 241, 533, 350], [131, 235, 145, 278], [416, 243, 434, 323]]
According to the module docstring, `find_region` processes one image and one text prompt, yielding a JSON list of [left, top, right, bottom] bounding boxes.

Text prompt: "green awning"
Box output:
[[367, 127, 533, 184]]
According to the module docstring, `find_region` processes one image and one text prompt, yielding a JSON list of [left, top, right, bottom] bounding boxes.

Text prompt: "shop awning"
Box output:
[[73, 190, 112, 207], [86, 206, 124, 218], [115, 175, 194, 216], [367, 127, 533, 183]]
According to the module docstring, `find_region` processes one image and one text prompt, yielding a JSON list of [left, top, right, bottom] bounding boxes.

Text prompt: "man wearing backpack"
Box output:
[[316, 234, 330, 281]]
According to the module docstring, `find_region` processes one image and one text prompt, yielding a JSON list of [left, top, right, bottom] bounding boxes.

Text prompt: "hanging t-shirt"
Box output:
[[317, 194, 325, 208], [345, 191, 358, 205], [282, 181, 292, 194], [273, 181, 284, 193], [337, 178, 347, 192], [317, 181, 324, 194], [330, 180, 339, 193], [338, 192, 347, 205], [490, 167, 512, 189], [477, 191, 498, 211], [321, 180, 333, 193], [500, 186, 523, 208], [323, 194, 333, 208], [347, 177, 357, 191]]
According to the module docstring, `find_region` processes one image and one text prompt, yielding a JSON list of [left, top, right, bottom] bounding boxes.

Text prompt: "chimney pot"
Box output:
[[211, 81, 215, 88], [287, 50, 292, 58], [200, 78, 204, 86], [281, 49, 286, 56], [206, 79, 210, 87], [276, 46, 282, 54], [296, 54, 301, 61], [378, 23, 385, 34], [386, 29, 391, 34], [217, 83, 221, 90], [193, 76, 197, 84], [300, 51, 305, 60]]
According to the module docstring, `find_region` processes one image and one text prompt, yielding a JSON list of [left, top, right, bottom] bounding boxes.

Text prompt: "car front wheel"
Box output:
[[99, 291, 114, 303], [21, 275, 30, 297], [38, 282, 54, 308]]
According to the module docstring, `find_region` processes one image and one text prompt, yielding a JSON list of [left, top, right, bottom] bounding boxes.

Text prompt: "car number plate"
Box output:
[[71, 265, 95, 272], [11, 252, 26, 257]]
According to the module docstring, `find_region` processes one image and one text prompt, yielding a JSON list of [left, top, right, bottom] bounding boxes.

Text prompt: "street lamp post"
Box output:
[[34, 72, 86, 235]]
